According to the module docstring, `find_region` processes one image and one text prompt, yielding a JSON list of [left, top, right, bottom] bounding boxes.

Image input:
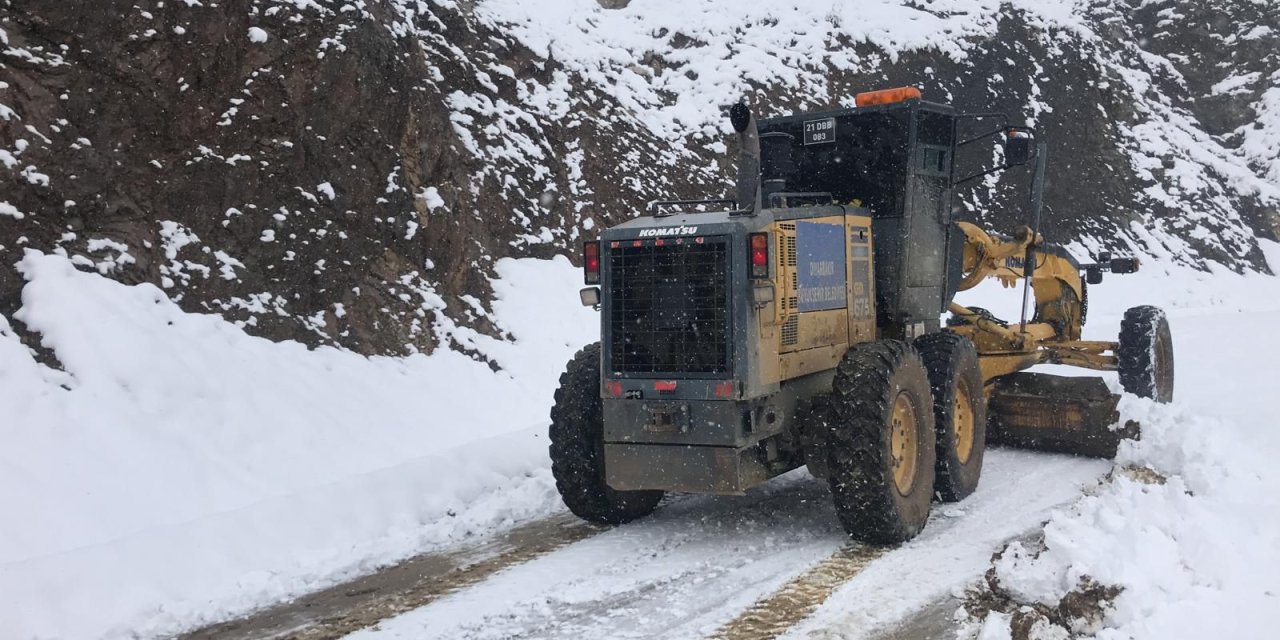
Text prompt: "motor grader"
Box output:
[[550, 86, 1174, 544]]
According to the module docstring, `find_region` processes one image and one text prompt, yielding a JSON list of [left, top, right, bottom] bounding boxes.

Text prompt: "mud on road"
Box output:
[[183, 515, 601, 640]]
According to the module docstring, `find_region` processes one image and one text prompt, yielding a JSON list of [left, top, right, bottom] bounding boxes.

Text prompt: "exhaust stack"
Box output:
[[729, 103, 761, 212]]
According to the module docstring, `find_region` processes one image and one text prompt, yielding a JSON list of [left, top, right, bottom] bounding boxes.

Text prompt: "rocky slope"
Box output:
[[1, 0, 1276, 356]]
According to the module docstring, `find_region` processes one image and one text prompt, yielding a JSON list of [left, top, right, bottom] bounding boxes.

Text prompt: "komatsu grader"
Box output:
[[550, 87, 1175, 544]]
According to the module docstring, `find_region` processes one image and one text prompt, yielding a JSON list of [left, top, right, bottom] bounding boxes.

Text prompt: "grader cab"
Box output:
[[550, 87, 1174, 544]]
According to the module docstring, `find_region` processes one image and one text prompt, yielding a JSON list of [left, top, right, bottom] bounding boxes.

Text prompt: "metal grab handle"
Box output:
[[647, 198, 739, 217], [766, 192, 835, 208]]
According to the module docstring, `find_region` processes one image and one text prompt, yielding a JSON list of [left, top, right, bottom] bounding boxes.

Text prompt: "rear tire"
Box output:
[[915, 332, 987, 502], [549, 343, 663, 525], [824, 340, 936, 544], [1118, 306, 1174, 403]]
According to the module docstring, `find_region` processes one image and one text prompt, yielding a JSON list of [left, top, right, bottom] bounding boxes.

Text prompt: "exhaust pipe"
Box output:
[[729, 103, 761, 211]]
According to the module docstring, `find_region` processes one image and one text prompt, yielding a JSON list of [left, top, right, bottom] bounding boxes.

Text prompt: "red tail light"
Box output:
[[654, 380, 677, 392], [749, 233, 769, 279], [583, 241, 600, 285]]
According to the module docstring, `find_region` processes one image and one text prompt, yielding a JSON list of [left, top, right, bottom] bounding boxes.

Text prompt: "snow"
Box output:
[[346, 450, 1107, 640], [1240, 81, 1280, 185], [0, 201, 26, 219], [768, 240, 1280, 639], [420, 0, 1276, 272], [0, 252, 596, 640], [4, 235, 1280, 639], [858, 240, 1280, 639], [2, 1, 1277, 626], [971, 314, 1280, 638], [420, 186, 445, 210], [471, 0, 1097, 142]]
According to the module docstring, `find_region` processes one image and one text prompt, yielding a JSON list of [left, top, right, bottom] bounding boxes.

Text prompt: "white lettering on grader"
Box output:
[[808, 261, 837, 277], [798, 286, 845, 305], [637, 226, 699, 238]]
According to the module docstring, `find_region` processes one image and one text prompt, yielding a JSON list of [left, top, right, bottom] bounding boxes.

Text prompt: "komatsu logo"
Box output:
[[637, 225, 699, 238]]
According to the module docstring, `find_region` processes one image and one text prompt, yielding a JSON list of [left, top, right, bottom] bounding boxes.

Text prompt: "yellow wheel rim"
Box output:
[[954, 379, 975, 464], [890, 391, 919, 495]]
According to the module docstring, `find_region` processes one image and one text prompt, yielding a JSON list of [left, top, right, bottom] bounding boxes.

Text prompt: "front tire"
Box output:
[[915, 332, 987, 502], [1118, 306, 1174, 403], [549, 343, 663, 525], [824, 340, 936, 544]]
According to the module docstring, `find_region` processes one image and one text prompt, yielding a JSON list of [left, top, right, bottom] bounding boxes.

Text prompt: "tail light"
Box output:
[[583, 240, 601, 284], [749, 233, 769, 279]]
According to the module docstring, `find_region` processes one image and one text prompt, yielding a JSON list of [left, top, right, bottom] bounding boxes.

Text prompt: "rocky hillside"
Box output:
[[2, 0, 1276, 356]]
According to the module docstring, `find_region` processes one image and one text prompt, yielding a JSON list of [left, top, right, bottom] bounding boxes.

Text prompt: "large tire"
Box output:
[[549, 343, 663, 524], [914, 332, 986, 502], [824, 340, 936, 544], [1118, 306, 1174, 403]]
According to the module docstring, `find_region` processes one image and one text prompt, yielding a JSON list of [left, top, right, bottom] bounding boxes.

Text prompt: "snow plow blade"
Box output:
[[987, 373, 1135, 459]]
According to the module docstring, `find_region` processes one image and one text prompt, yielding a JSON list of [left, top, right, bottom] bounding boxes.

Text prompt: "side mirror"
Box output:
[[1004, 134, 1033, 166], [1110, 257, 1140, 274], [1085, 266, 1104, 285]]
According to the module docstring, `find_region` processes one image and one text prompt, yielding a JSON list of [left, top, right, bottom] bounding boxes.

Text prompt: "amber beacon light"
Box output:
[[855, 86, 922, 107]]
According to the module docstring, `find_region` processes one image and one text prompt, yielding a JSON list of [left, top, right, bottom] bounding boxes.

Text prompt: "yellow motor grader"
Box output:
[[551, 87, 1174, 544]]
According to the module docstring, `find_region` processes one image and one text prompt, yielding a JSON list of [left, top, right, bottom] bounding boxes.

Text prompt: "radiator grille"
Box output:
[[608, 237, 730, 376]]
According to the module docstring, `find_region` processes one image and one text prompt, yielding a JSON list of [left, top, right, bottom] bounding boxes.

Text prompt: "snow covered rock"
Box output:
[[0, 0, 1276, 357]]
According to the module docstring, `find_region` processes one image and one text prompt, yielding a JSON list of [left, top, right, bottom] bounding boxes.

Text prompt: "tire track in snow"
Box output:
[[202, 450, 1105, 640], [183, 514, 600, 640], [710, 544, 886, 640]]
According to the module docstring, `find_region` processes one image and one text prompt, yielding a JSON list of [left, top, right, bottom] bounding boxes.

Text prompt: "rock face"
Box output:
[[1, 0, 1276, 356]]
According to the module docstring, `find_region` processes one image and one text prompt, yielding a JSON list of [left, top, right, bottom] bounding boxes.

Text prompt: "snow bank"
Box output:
[[957, 241, 1280, 638], [0, 251, 596, 639], [976, 399, 1280, 638]]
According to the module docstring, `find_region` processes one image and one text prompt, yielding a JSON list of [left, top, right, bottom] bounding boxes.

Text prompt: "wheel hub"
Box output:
[[954, 380, 975, 464], [890, 391, 919, 495]]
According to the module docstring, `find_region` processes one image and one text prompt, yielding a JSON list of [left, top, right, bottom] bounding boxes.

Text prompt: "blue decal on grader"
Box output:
[[795, 221, 847, 312]]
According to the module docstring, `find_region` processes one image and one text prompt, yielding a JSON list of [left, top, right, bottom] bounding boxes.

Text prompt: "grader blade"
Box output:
[[987, 373, 1136, 459]]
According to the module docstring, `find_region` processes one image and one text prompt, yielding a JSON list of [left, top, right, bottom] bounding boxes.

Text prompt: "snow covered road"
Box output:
[[328, 450, 1105, 640]]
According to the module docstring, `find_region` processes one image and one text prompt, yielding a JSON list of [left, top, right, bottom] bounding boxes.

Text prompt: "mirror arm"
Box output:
[[952, 163, 1011, 187], [954, 112, 1009, 146], [957, 126, 1005, 148]]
